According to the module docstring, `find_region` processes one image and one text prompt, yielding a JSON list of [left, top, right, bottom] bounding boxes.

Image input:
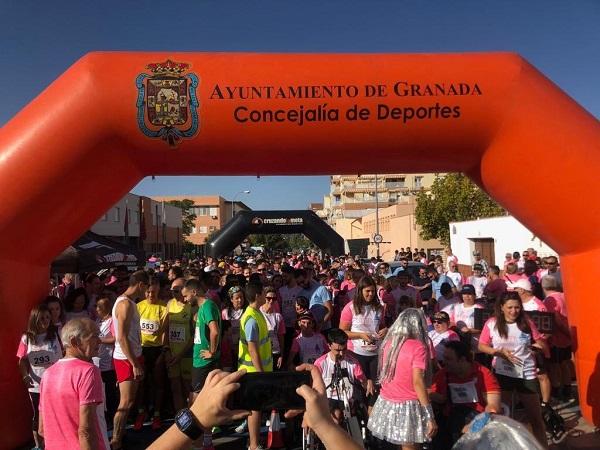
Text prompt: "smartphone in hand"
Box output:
[[228, 371, 312, 411]]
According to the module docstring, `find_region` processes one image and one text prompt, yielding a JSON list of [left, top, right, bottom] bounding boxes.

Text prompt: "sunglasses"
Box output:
[[432, 319, 448, 324], [265, 296, 277, 301], [171, 288, 181, 293]]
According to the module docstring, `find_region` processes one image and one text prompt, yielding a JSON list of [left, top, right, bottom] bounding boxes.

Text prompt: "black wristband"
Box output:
[[174, 408, 203, 440]]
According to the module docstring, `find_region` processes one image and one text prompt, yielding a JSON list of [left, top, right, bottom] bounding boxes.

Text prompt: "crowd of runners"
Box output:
[[17, 246, 572, 449]]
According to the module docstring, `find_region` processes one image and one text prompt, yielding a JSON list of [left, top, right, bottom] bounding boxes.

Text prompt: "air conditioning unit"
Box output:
[[211, 215, 218, 219]]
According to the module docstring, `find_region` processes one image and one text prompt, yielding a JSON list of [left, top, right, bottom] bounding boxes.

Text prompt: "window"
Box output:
[[199, 226, 208, 234], [209, 207, 218, 217], [193, 207, 209, 216], [414, 176, 424, 188], [127, 208, 132, 223], [191, 226, 197, 234], [386, 177, 405, 188], [134, 210, 138, 224], [209, 225, 216, 232], [114, 207, 120, 222]]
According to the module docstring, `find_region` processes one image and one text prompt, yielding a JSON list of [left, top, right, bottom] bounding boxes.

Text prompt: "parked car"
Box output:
[[376, 260, 427, 279]]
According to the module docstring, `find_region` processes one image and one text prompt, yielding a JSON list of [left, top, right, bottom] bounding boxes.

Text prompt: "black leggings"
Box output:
[[29, 391, 40, 431], [102, 370, 119, 422]]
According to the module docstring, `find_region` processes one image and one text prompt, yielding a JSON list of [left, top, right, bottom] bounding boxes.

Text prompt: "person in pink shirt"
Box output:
[[428, 311, 460, 364], [478, 292, 548, 447], [39, 318, 109, 450], [368, 308, 437, 449], [503, 262, 524, 284], [541, 275, 574, 400], [17, 304, 63, 450], [510, 277, 554, 410]]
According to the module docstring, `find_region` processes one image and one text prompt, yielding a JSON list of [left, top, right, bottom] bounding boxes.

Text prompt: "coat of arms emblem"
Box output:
[[136, 60, 199, 147]]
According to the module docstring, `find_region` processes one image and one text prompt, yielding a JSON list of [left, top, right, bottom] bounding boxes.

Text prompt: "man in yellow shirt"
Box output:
[[135, 278, 168, 430], [164, 277, 194, 411]]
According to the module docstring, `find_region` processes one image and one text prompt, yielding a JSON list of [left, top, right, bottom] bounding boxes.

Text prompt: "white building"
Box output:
[[449, 216, 557, 267]]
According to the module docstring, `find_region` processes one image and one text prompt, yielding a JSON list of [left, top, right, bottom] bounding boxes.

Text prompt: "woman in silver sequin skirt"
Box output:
[[367, 308, 437, 449]]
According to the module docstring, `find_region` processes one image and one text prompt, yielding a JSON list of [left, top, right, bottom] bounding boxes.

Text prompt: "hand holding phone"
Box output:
[[227, 370, 312, 411], [190, 369, 251, 428]]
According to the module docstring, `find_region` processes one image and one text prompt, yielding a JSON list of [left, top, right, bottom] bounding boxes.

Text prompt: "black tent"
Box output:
[[51, 231, 144, 274]]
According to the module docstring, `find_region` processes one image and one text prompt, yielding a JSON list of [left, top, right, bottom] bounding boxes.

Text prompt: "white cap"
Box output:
[[509, 278, 532, 291]]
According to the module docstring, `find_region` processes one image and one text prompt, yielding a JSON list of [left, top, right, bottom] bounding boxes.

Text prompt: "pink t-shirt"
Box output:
[[291, 332, 328, 364], [39, 358, 108, 450], [544, 292, 571, 348], [339, 302, 384, 356], [380, 339, 427, 403]]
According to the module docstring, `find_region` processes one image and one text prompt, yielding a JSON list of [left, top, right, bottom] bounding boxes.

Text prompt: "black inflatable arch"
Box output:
[[207, 210, 345, 257]]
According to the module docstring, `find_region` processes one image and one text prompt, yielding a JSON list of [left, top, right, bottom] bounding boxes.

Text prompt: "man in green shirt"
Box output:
[[183, 278, 221, 449]]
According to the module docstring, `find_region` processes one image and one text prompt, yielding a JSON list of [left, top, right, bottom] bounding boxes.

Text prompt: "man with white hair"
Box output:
[[39, 318, 109, 449]]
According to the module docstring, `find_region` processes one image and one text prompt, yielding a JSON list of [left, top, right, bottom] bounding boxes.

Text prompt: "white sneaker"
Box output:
[[234, 420, 248, 433]]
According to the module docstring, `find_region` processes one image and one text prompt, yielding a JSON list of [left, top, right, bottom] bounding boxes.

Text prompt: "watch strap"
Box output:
[[175, 408, 203, 440]]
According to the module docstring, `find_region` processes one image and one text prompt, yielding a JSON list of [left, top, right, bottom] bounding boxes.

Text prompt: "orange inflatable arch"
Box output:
[[1, 52, 599, 446]]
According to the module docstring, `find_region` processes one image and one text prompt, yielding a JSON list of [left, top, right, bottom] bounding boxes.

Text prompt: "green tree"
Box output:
[[286, 233, 314, 252], [415, 173, 506, 245], [165, 199, 197, 238], [247, 233, 315, 253]]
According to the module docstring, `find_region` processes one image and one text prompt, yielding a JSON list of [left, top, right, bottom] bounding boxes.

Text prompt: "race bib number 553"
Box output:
[[140, 319, 159, 335]]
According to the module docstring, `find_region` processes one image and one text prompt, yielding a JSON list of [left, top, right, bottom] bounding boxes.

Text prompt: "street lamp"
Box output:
[[232, 190, 251, 218]]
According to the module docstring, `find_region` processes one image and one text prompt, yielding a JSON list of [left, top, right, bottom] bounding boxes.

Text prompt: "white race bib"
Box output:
[[495, 357, 524, 379], [29, 350, 54, 367], [140, 318, 159, 335], [449, 379, 480, 404], [194, 326, 202, 345], [169, 325, 186, 343]]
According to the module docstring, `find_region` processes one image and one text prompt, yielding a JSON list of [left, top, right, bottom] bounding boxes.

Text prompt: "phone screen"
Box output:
[[228, 371, 312, 411]]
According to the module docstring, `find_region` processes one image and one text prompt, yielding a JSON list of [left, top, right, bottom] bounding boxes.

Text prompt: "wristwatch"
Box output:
[[174, 408, 203, 440]]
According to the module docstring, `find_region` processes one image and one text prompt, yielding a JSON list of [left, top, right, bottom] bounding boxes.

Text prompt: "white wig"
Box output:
[[377, 308, 433, 385]]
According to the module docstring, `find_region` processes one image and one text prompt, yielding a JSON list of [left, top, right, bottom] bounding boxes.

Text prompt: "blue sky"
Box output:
[[1, 0, 598, 209]]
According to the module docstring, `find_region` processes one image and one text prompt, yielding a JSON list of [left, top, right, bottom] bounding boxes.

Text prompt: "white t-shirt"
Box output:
[[446, 271, 463, 290], [452, 303, 484, 351], [96, 317, 114, 372], [466, 276, 488, 298], [279, 285, 302, 327], [339, 303, 384, 356], [314, 353, 366, 400], [16, 333, 62, 393], [436, 295, 460, 316], [262, 310, 284, 354], [522, 297, 547, 312], [112, 296, 142, 360], [480, 318, 542, 380], [428, 329, 460, 361]]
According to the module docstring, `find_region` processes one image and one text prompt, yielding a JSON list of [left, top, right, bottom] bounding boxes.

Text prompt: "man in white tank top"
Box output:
[[111, 270, 149, 450]]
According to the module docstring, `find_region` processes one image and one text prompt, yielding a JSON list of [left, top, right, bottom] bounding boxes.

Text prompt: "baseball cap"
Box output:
[[473, 263, 483, 271], [432, 311, 451, 322], [460, 284, 476, 295], [297, 312, 316, 325], [509, 278, 532, 291]]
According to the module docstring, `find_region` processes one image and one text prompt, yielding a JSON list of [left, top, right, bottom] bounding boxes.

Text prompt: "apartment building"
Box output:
[[324, 173, 437, 223], [151, 195, 251, 245], [91, 193, 183, 258]]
